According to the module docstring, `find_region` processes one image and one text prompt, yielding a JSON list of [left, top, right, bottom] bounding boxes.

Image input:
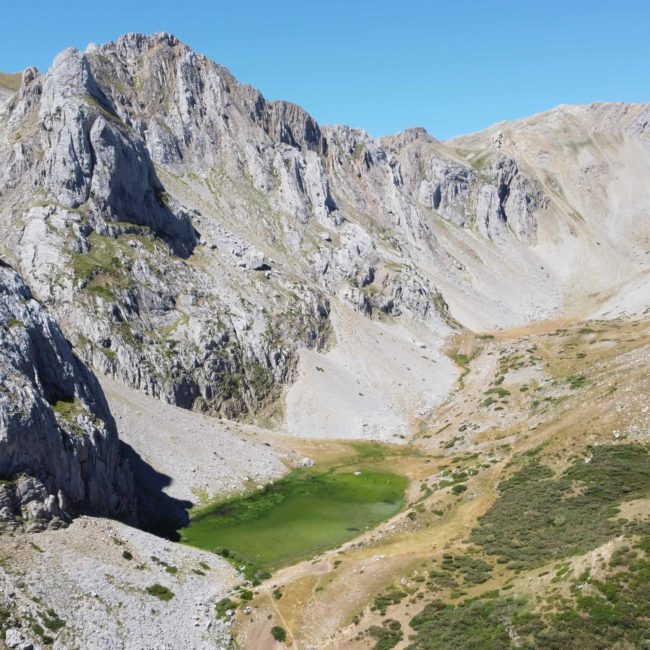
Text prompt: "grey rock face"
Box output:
[[35, 46, 197, 256], [419, 159, 476, 228], [0, 33, 553, 419], [0, 261, 135, 529], [0, 37, 332, 417], [4, 627, 33, 650], [389, 130, 548, 241]]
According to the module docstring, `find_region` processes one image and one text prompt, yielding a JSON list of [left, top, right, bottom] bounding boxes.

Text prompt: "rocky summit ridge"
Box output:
[[0, 32, 559, 420]]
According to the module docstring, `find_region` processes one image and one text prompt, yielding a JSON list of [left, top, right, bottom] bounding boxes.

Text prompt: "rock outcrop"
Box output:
[[383, 129, 548, 242], [0, 261, 135, 530]]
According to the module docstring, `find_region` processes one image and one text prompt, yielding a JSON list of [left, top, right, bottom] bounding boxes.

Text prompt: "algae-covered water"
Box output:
[[180, 468, 407, 568]]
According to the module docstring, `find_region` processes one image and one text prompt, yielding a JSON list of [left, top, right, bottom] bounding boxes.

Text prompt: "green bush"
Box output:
[[368, 619, 403, 649], [410, 536, 650, 649], [215, 597, 237, 619], [407, 597, 537, 649], [372, 589, 406, 615], [271, 625, 287, 642], [426, 555, 492, 592], [145, 583, 175, 601]]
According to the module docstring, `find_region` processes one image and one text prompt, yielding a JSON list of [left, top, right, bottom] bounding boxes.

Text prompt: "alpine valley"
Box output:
[[0, 33, 649, 649]]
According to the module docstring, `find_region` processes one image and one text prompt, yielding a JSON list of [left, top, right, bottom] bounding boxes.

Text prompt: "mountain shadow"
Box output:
[[120, 441, 193, 541]]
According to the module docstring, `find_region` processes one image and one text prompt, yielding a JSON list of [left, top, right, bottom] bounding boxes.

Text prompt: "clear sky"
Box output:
[[2, 0, 650, 139]]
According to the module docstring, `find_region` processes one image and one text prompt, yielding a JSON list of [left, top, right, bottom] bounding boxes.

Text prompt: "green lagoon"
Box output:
[[180, 467, 407, 569]]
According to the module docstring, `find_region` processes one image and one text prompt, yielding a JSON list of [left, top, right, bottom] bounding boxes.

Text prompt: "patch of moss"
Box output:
[[83, 94, 127, 128], [6, 318, 25, 329]]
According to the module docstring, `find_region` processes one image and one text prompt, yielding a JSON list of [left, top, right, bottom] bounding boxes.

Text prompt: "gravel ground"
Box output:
[[285, 304, 457, 441], [0, 517, 240, 649], [101, 375, 288, 503]]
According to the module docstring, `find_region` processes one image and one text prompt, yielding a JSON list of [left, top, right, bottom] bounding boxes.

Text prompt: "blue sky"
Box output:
[[2, 0, 649, 139]]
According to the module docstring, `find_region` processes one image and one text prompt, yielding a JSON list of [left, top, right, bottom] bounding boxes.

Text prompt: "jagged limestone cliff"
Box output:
[[0, 260, 134, 530]]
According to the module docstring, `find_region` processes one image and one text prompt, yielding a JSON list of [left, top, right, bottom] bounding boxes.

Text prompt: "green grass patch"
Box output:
[[83, 94, 127, 128], [40, 609, 65, 632], [6, 318, 25, 329], [566, 374, 588, 389], [485, 387, 510, 398], [71, 231, 154, 299], [51, 397, 84, 422]]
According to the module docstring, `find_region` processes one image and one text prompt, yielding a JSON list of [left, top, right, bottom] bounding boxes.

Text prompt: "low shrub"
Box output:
[[145, 583, 174, 601], [271, 625, 287, 642]]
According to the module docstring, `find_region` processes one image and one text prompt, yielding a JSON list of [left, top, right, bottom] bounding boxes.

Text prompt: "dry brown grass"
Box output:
[[0, 72, 22, 93]]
